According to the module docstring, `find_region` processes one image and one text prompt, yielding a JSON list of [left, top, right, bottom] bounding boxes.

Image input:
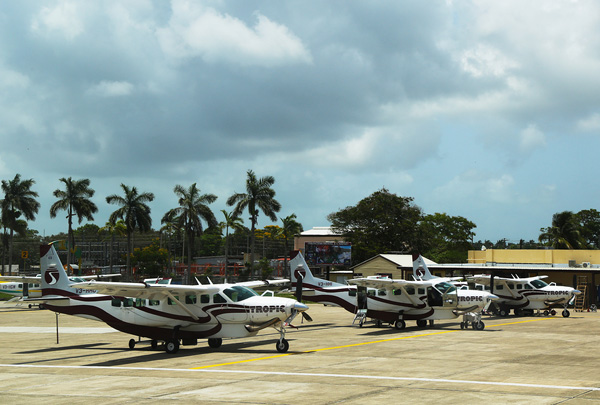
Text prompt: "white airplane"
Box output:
[[412, 254, 466, 287], [0, 273, 121, 301], [34, 242, 310, 354], [468, 274, 581, 317], [290, 251, 497, 330]]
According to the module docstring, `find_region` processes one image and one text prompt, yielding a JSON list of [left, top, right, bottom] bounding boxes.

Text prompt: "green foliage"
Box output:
[[421, 213, 476, 263], [539, 211, 585, 249], [574, 209, 600, 248], [328, 188, 424, 264], [131, 238, 169, 277], [257, 257, 273, 279]]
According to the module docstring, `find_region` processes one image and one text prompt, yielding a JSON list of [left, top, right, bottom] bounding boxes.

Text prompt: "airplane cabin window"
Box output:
[[418, 288, 425, 295], [123, 298, 134, 307], [135, 298, 145, 307], [377, 289, 386, 296], [111, 298, 121, 307], [168, 296, 180, 305], [200, 294, 210, 303], [524, 284, 532, 290], [213, 293, 227, 304], [496, 285, 504, 290], [185, 294, 197, 304], [149, 300, 160, 306], [393, 289, 402, 296], [367, 290, 376, 296], [405, 286, 415, 295], [349, 290, 357, 297], [517, 284, 523, 289], [507, 283, 515, 289]]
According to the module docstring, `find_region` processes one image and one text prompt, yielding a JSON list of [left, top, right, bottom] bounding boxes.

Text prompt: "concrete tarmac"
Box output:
[[0, 303, 599, 404]]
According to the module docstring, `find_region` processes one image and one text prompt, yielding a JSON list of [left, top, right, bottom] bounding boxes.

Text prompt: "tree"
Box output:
[[163, 183, 217, 284], [106, 184, 155, 280], [130, 238, 169, 277], [50, 177, 98, 274], [0, 174, 40, 275], [98, 220, 127, 274], [277, 213, 303, 278], [219, 210, 245, 282], [227, 170, 281, 277], [420, 213, 476, 263], [575, 209, 600, 248], [539, 211, 585, 249], [327, 188, 423, 265]]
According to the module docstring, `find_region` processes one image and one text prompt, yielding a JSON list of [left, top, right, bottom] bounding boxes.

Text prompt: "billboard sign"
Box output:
[[305, 242, 351, 266]]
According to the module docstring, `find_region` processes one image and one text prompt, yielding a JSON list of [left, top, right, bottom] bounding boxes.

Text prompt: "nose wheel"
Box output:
[[276, 338, 289, 353]]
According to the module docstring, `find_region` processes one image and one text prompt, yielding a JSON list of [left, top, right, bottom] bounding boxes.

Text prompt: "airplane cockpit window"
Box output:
[[223, 286, 258, 302], [530, 279, 548, 288], [434, 282, 456, 294], [524, 284, 532, 290]]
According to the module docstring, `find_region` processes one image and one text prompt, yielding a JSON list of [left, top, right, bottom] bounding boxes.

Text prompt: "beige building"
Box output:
[[351, 254, 436, 279]]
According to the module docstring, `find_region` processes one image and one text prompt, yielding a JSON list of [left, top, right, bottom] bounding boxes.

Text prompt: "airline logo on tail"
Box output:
[[44, 267, 60, 285]]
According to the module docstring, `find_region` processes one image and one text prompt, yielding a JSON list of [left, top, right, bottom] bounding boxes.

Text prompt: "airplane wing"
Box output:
[[77, 274, 121, 280], [348, 278, 430, 289], [0, 275, 42, 284], [70, 281, 220, 301], [236, 279, 290, 289], [468, 275, 492, 285]]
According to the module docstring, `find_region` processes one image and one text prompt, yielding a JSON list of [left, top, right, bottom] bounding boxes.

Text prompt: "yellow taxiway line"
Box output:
[[191, 317, 557, 369]]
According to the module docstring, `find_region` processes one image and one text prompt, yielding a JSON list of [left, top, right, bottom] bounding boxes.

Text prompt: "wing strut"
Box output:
[[164, 291, 199, 321]]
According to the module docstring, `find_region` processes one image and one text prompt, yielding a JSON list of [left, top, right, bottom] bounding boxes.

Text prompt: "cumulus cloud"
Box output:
[[577, 113, 600, 132], [31, 1, 85, 40], [156, 1, 312, 66], [519, 124, 546, 154]]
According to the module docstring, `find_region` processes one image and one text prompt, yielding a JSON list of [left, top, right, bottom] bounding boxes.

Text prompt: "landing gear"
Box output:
[[416, 319, 427, 328], [498, 307, 510, 317], [394, 320, 406, 330], [151, 339, 158, 349], [461, 312, 485, 331], [473, 321, 485, 330], [128, 338, 136, 349], [165, 339, 180, 354], [276, 338, 289, 353], [208, 338, 222, 348], [562, 309, 570, 317]]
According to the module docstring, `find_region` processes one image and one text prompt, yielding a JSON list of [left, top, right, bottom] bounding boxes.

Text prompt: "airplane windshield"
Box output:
[[530, 279, 548, 289], [223, 286, 259, 302], [434, 282, 456, 294]]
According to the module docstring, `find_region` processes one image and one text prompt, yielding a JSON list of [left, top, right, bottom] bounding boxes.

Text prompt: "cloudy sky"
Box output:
[[1, 1, 600, 243]]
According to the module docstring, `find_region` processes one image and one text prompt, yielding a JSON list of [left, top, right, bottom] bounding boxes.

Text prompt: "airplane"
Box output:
[[35, 241, 310, 354], [290, 251, 497, 330], [0, 273, 121, 302], [468, 274, 581, 317], [412, 254, 466, 287]]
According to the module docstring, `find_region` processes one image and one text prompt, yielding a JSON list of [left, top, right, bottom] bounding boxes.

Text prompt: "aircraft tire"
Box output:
[[473, 321, 485, 331], [276, 338, 289, 353], [151, 340, 158, 349], [128, 339, 136, 350], [416, 319, 427, 328], [550, 309, 557, 316], [499, 308, 509, 317], [562, 309, 570, 318], [165, 339, 180, 354], [460, 322, 465, 329], [394, 320, 406, 330], [208, 338, 222, 349]]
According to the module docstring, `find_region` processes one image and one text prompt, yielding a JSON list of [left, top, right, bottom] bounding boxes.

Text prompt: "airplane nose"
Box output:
[[294, 302, 309, 312], [488, 294, 499, 301], [573, 289, 582, 295]]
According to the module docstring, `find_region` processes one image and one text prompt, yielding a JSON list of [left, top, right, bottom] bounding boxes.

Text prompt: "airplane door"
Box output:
[[427, 287, 443, 307], [357, 286, 368, 310]]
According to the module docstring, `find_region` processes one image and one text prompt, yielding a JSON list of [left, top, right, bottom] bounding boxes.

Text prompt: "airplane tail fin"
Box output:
[[40, 242, 72, 294], [289, 250, 346, 288], [412, 253, 435, 281]]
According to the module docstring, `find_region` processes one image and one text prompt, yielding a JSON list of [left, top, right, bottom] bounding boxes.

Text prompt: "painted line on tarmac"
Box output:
[[0, 363, 598, 392], [193, 317, 555, 369]]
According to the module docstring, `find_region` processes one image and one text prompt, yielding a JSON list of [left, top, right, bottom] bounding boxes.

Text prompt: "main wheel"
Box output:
[[276, 338, 289, 353], [394, 320, 406, 330], [128, 339, 136, 350], [460, 322, 465, 330], [499, 308, 509, 317], [474, 321, 485, 331], [416, 319, 427, 328], [165, 339, 180, 354], [208, 338, 222, 349], [562, 309, 570, 318], [550, 309, 557, 316]]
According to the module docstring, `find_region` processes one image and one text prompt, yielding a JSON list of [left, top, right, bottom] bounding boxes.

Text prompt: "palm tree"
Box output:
[[539, 211, 585, 249], [0, 174, 39, 276], [160, 210, 183, 275], [219, 210, 245, 283], [277, 213, 303, 278], [98, 220, 127, 274], [163, 183, 217, 284], [106, 184, 155, 280], [50, 177, 98, 275], [227, 170, 281, 278]]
